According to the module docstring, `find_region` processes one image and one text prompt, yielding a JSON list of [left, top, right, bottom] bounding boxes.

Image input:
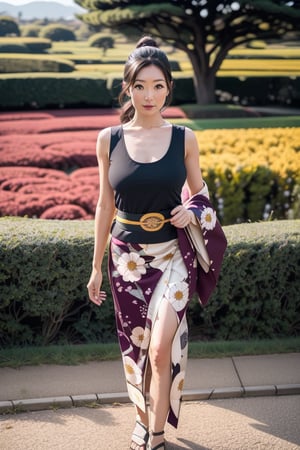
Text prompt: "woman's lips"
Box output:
[[143, 105, 154, 110]]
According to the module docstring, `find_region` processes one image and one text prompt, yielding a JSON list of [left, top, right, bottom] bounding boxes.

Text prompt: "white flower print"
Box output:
[[117, 252, 146, 282], [142, 241, 175, 270], [167, 281, 189, 312], [127, 383, 145, 412], [123, 355, 142, 385], [170, 371, 185, 415], [130, 326, 151, 349], [201, 207, 216, 230]]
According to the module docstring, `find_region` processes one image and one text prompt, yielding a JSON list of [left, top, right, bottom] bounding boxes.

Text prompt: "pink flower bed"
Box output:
[[0, 107, 184, 220], [0, 110, 107, 219]]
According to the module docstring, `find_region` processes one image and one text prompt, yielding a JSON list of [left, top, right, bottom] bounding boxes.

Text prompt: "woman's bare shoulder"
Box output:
[[184, 126, 199, 150], [96, 127, 112, 156], [97, 126, 112, 141]]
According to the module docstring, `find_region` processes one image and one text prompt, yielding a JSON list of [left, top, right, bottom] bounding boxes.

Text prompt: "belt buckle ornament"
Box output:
[[140, 212, 165, 232]]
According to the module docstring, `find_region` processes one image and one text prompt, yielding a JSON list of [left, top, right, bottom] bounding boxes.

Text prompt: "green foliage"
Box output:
[[0, 74, 112, 108], [0, 37, 52, 53], [75, 22, 93, 41], [40, 24, 76, 42], [0, 43, 28, 53], [88, 33, 114, 55], [0, 15, 20, 37], [76, 0, 300, 104], [21, 25, 40, 38], [0, 218, 299, 347], [0, 54, 75, 73], [0, 218, 116, 346], [188, 220, 300, 340]]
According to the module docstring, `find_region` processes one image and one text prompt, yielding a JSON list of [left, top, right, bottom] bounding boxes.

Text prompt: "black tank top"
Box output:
[[108, 124, 187, 243]]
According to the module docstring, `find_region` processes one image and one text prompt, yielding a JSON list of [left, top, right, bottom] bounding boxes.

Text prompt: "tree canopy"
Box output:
[[76, 0, 300, 104]]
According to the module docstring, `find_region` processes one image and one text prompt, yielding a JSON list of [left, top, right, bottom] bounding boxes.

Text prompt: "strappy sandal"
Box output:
[[149, 430, 165, 450], [130, 420, 149, 450]]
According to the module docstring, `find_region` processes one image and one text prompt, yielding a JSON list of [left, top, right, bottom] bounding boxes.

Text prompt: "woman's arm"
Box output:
[[171, 127, 204, 228], [184, 127, 204, 196], [87, 127, 115, 306]]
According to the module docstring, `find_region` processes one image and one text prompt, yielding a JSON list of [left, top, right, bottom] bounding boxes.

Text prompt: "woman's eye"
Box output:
[[134, 84, 143, 90], [155, 84, 165, 89]]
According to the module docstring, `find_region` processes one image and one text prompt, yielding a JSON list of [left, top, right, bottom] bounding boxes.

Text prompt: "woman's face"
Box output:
[[128, 64, 169, 116]]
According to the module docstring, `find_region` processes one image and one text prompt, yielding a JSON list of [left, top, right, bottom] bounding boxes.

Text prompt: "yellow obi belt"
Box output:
[[116, 210, 172, 232]]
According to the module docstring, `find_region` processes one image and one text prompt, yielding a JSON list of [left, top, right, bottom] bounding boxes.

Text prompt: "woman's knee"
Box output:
[[149, 343, 170, 372]]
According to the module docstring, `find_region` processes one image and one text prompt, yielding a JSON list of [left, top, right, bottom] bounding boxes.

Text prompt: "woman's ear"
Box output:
[[122, 81, 130, 97]]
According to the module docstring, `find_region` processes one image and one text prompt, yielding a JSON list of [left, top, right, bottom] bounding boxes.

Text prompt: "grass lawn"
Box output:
[[1, 337, 299, 368], [172, 115, 300, 129]]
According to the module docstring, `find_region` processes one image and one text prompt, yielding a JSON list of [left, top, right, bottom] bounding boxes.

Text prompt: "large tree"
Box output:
[[76, 0, 300, 104]]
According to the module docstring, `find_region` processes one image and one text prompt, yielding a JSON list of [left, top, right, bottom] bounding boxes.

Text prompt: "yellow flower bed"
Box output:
[[194, 128, 300, 224], [196, 127, 300, 174]]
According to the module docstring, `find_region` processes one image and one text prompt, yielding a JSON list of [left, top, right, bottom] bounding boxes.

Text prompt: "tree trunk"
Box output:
[[193, 72, 216, 104], [188, 49, 216, 105]]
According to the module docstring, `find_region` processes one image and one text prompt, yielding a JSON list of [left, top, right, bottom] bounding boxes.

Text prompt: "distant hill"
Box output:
[[0, 1, 85, 19]]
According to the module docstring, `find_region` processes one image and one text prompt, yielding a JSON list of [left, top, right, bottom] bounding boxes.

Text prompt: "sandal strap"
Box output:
[[150, 431, 165, 450], [131, 420, 149, 447], [152, 430, 164, 437]]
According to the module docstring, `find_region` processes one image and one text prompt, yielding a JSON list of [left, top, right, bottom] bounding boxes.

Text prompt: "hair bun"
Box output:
[[136, 36, 159, 49]]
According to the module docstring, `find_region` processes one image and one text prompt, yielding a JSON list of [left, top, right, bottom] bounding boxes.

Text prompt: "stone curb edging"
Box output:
[[1, 384, 300, 415]]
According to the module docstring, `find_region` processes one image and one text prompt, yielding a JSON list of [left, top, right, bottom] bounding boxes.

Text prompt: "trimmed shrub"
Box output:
[[40, 204, 89, 219], [0, 74, 112, 109], [0, 218, 298, 346], [0, 16, 20, 37], [88, 34, 114, 55], [188, 220, 300, 340], [40, 25, 76, 42], [0, 37, 52, 52], [0, 71, 299, 108], [21, 25, 41, 38], [0, 54, 75, 73], [0, 43, 28, 53], [216, 76, 300, 107]]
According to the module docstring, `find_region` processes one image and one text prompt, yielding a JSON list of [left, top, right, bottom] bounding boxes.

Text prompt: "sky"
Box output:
[[2, 0, 76, 5]]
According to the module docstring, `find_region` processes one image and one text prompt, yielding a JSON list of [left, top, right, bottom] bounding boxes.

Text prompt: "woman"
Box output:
[[87, 36, 226, 450]]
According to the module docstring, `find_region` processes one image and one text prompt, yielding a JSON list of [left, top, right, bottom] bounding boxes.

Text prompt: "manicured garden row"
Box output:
[[0, 217, 298, 345], [1, 111, 298, 223], [1, 73, 299, 109], [0, 166, 99, 219]]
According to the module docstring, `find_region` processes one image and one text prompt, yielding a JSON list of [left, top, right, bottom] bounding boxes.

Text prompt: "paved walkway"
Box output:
[[1, 353, 299, 414], [1, 353, 300, 449], [1, 396, 300, 449]]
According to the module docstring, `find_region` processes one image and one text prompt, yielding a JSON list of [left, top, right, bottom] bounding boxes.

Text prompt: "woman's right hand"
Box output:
[[87, 269, 107, 306]]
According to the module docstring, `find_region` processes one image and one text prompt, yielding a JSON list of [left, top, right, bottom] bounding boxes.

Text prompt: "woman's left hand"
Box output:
[[170, 205, 194, 228]]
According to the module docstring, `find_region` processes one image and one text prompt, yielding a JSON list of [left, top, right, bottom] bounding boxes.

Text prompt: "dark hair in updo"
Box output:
[[119, 36, 173, 123]]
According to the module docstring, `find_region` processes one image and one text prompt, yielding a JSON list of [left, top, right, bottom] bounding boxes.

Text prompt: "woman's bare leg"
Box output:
[[130, 405, 149, 449], [148, 298, 178, 447]]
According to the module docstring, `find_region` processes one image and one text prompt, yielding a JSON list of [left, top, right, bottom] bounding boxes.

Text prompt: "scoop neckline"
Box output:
[[121, 125, 174, 165]]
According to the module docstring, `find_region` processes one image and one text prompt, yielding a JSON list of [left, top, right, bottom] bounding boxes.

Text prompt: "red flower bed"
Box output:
[[40, 204, 91, 220]]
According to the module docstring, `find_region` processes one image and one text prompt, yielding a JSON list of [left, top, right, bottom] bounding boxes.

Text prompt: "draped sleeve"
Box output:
[[177, 185, 227, 306]]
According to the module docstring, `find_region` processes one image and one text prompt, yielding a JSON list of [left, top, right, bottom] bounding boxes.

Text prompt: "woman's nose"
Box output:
[[144, 90, 153, 100]]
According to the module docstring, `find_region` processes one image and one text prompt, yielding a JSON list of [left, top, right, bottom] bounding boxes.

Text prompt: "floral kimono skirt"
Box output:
[[108, 236, 195, 428]]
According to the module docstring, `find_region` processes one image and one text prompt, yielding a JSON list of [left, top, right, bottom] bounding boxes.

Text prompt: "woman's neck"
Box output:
[[128, 114, 167, 129]]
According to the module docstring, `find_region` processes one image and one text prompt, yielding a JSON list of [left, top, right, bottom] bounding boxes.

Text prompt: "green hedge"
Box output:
[[0, 74, 112, 108], [0, 54, 75, 73], [0, 43, 28, 53], [0, 218, 299, 347], [216, 76, 300, 106], [0, 72, 299, 109], [0, 37, 51, 53]]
